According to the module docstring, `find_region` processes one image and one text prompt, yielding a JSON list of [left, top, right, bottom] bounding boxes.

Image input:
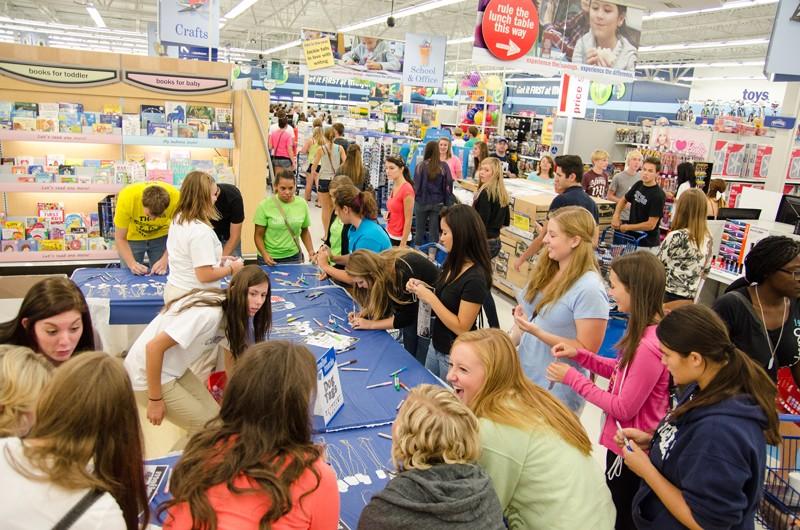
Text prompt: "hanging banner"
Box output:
[[473, 0, 643, 83], [557, 73, 589, 118], [0, 61, 118, 87], [159, 0, 220, 49], [300, 29, 405, 84], [303, 37, 336, 70], [402, 33, 447, 88], [123, 71, 229, 94], [650, 126, 713, 160]]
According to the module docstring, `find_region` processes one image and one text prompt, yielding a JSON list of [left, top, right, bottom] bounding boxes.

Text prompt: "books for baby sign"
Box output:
[[314, 347, 344, 426]]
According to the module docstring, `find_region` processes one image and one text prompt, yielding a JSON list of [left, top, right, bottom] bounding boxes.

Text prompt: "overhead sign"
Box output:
[[159, 0, 219, 49], [177, 45, 218, 61], [303, 37, 336, 70], [765, 0, 800, 81], [123, 71, 229, 94], [0, 61, 118, 87], [313, 347, 344, 425], [480, 0, 538, 61], [557, 73, 588, 118], [402, 33, 446, 88], [300, 28, 405, 84]]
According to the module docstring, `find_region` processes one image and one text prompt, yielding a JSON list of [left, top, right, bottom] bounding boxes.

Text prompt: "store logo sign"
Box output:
[[742, 89, 769, 102], [123, 71, 228, 94], [0, 61, 118, 86]]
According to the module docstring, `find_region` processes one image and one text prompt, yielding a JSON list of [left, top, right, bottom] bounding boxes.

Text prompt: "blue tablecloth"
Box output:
[[70, 264, 332, 325], [145, 424, 394, 529]]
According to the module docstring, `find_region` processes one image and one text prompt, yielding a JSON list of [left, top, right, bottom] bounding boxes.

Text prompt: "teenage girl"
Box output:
[[547, 252, 670, 530], [311, 127, 347, 238], [124, 265, 271, 440], [0, 345, 52, 437], [385, 156, 415, 247]]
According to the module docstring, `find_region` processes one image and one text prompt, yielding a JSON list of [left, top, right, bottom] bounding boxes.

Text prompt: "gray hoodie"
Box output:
[[357, 463, 505, 530]]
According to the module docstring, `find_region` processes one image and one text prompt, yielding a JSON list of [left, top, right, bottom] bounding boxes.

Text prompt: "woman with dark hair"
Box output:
[[619, 304, 780, 529], [406, 205, 492, 378], [0, 277, 96, 365], [162, 341, 339, 529], [0, 352, 149, 529], [471, 141, 489, 180], [572, 0, 638, 70], [336, 143, 369, 191], [713, 236, 800, 383], [413, 140, 453, 246], [268, 113, 296, 172], [385, 155, 415, 247], [672, 161, 695, 200], [124, 265, 271, 441], [706, 179, 727, 219]]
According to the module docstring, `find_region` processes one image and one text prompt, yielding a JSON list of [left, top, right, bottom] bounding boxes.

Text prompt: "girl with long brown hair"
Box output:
[[510, 206, 609, 413], [413, 140, 453, 246], [706, 178, 727, 219], [124, 265, 271, 443], [0, 351, 148, 530], [162, 341, 339, 529], [345, 248, 439, 363], [547, 252, 670, 530], [657, 188, 713, 306], [619, 304, 780, 530], [448, 329, 615, 529], [0, 276, 96, 365], [471, 141, 489, 179], [385, 155, 415, 247], [166, 171, 244, 303], [336, 143, 368, 190]]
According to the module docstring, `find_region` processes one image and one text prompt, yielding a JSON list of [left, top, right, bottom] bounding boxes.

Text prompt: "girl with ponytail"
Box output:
[[618, 304, 779, 530], [316, 184, 391, 284]]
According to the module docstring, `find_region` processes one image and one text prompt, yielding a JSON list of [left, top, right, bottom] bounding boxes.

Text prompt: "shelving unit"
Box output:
[[0, 183, 124, 193]]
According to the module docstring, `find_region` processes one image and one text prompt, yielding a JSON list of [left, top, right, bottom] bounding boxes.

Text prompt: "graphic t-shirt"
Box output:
[[581, 169, 609, 198], [386, 181, 415, 239], [114, 182, 180, 240], [625, 181, 666, 247], [489, 153, 518, 177], [253, 196, 311, 259]]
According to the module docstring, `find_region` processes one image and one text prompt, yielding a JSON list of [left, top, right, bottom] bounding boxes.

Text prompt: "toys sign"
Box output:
[[481, 0, 538, 61]]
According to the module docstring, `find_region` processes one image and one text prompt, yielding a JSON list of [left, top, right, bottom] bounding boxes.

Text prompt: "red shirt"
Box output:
[[164, 458, 339, 530], [386, 181, 414, 239]]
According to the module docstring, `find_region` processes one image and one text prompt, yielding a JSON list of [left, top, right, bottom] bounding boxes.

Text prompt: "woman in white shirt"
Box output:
[[124, 265, 272, 442], [0, 351, 148, 530], [165, 171, 244, 303]]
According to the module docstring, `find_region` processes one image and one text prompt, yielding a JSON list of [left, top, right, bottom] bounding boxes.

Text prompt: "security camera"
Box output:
[[387, 16, 395, 27]]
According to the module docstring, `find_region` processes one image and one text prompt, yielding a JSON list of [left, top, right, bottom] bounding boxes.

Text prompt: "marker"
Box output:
[[286, 316, 300, 323], [615, 420, 633, 452], [285, 289, 304, 294], [331, 314, 346, 322], [366, 381, 393, 389], [337, 346, 356, 354], [393, 374, 400, 391], [396, 399, 405, 410], [324, 325, 338, 333], [389, 367, 407, 377], [337, 324, 352, 334], [341, 367, 369, 372], [338, 359, 357, 367], [399, 382, 411, 392], [272, 271, 289, 276], [313, 318, 325, 327], [377, 432, 392, 440]]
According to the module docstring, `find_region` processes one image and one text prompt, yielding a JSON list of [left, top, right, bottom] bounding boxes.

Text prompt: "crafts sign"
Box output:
[[481, 0, 538, 61], [314, 347, 344, 425]]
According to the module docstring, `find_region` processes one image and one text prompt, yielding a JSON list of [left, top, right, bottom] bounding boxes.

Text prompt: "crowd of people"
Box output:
[[0, 119, 797, 530]]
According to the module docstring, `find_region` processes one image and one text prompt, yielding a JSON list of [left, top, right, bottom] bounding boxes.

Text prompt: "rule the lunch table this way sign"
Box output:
[[481, 0, 539, 61]]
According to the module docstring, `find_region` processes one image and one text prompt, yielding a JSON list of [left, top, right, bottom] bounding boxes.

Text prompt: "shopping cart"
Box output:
[[596, 228, 648, 283], [757, 414, 800, 529], [416, 242, 448, 268]]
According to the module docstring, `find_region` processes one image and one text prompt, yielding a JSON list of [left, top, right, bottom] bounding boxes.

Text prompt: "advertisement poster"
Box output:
[[402, 33, 447, 88], [649, 126, 713, 160], [472, 0, 643, 82], [301, 29, 405, 84], [159, 0, 219, 49]]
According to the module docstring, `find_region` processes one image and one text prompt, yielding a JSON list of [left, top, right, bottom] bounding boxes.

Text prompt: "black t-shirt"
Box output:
[[432, 265, 489, 354], [334, 137, 350, 152], [211, 183, 245, 241], [392, 252, 440, 329], [489, 153, 518, 177], [549, 185, 599, 222], [712, 285, 800, 380], [625, 181, 665, 247], [473, 189, 510, 239]]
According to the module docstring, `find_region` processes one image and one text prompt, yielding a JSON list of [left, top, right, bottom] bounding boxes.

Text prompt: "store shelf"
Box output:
[[0, 130, 122, 144], [123, 136, 235, 148], [717, 176, 767, 183], [0, 182, 124, 193], [708, 267, 740, 285], [786, 179, 800, 185], [0, 250, 118, 264], [614, 142, 650, 147], [518, 154, 541, 161]]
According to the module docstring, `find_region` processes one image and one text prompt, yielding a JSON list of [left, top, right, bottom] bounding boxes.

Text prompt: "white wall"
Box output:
[[688, 66, 788, 109]]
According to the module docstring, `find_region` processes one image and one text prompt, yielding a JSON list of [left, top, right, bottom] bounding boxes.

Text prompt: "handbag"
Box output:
[[270, 130, 289, 158], [272, 197, 304, 259], [441, 163, 457, 207], [51, 489, 104, 530]]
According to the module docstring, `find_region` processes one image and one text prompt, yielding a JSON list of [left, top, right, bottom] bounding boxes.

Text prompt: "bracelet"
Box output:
[[148, 396, 163, 401]]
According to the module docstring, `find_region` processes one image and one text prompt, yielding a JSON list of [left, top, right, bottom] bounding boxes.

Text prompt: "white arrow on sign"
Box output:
[[496, 40, 521, 57]]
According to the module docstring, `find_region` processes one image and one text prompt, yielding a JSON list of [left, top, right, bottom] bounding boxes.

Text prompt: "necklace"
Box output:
[[754, 285, 788, 370]]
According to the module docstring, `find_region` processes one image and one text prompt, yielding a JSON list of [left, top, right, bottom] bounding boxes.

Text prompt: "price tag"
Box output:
[[313, 347, 344, 425]]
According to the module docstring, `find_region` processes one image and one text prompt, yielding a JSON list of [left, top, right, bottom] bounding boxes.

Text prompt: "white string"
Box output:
[[754, 284, 788, 370], [606, 454, 624, 481]]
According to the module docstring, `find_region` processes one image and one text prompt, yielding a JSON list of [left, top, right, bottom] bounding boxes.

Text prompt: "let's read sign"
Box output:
[[314, 347, 344, 425]]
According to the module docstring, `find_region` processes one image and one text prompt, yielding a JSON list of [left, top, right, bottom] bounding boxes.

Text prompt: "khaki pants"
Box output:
[[163, 283, 223, 381], [135, 370, 219, 445]]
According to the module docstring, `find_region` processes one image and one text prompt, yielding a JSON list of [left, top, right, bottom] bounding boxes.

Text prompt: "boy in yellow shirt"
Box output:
[[113, 182, 180, 275]]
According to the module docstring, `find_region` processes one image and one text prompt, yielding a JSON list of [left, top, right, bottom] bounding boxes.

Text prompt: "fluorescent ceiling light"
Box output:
[[223, 0, 260, 21], [339, 0, 466, 33], [447, 36, 472, 45], [679, 75, 768, 81], [0, 16, 141, 35], [639, 38, 768, 52], [636, 60, 765, 69], [262, 39, 301, 55], [86, 5, 106, 28], [644, 0, 778, 20]]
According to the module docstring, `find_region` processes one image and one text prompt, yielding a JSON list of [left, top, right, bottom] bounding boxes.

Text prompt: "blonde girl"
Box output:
[[657, 188, 713, 306], [511, 206, 609, 413], [0, 345, 53, 437], [358, 385, 505, 529], [448, 329, 615, 529], [166, 171, 244, 303], [301, 120, 324, 202], [311, 127, 347, 238]]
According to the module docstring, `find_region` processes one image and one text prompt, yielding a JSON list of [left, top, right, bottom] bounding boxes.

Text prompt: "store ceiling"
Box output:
[[0, 0, 777, 72]]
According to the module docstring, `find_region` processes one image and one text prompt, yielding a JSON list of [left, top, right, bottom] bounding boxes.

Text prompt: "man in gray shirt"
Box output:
[[607, 149, 642, 221]]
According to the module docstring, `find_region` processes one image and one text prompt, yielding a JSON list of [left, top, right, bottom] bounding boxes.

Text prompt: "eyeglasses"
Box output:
[[780, 269, 800, 280]]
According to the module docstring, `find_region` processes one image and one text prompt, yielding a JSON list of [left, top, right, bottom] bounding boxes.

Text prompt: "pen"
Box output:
[[324, 325, 338, 333], [366, 381, 393, 389], [399, 382, 411, 392], [271, 271, 289, 276], [286, 316, 300, 323], [377, 433, 392, 440], [337, 346, 356, 354], [338, 359, 357, 367], [313, 318, 325, 327], [331, 314, 346, 322], [389, 367, 407, 377], [396, 399, 405, 410], [341, 367, 369, 372], [285, 289, 304, 294]]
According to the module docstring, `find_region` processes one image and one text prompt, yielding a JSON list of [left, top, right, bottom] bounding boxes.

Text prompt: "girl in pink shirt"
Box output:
[[439, 137, 462, 181], [162, 341, 339, 530], [546, 251, 670, 530]]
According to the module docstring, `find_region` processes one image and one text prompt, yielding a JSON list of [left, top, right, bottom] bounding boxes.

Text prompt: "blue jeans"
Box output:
[[424, 342, 450, 380], [400, 323, 431, 365], [257, 252, 302, 265], [413, 202, 443, 246], [219, 238, 242, 258], [121, 236, 167, 269]]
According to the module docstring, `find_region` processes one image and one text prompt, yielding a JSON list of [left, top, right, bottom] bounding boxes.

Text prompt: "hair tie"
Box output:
[[354, 192, 362, 210]]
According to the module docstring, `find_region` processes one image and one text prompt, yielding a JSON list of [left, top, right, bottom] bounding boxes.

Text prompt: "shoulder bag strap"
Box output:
[[51, 489, 104, 530], [324, 144, 338, 172], [730, 289, 763, 324], [272, 197, 303, 254]]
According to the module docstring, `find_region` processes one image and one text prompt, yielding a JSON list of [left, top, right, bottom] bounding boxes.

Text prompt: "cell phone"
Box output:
[[616, 420, 633, 451]]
